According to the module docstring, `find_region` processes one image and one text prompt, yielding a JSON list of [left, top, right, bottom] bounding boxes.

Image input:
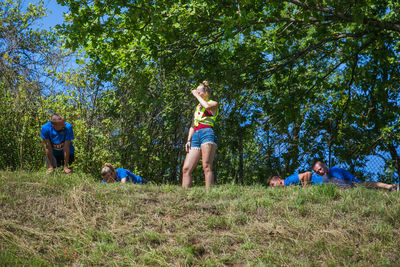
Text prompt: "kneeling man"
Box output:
[[41, 114, 75, 173]]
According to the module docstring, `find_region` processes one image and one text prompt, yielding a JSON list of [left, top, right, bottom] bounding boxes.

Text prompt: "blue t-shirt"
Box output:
[[102, 168, 145, 184], [284, 173, 323, 186], [40, 122, 74, 156], [328, 166, 361, 183]]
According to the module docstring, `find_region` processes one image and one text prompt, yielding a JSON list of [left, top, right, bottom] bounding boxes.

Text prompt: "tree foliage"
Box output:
[[1, 0, 399, 183], [0, 0, 55, 169]]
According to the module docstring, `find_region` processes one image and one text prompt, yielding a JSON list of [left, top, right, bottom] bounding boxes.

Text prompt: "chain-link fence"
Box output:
[[271, 136, 400, 184]]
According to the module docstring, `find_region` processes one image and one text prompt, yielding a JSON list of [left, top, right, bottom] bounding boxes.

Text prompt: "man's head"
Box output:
[[312, 161, 329, 176], [50, 114, 65, 131], [267, 175, 285, 187]]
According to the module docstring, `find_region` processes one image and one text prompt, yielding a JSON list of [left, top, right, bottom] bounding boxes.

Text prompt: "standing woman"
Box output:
[[182, 81, 218, 188]]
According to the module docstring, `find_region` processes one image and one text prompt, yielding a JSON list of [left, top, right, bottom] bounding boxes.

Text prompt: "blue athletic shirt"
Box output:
[[284, 173, 323, 186], [40, 122, 74, 156], [102, 168, 145, 184], [328, 166, 362, 183]]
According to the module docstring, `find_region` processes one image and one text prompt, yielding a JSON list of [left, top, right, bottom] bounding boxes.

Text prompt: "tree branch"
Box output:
[[285, 0, 400, 33]]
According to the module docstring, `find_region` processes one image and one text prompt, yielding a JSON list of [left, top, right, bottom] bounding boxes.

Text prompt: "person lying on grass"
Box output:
[[312, 161, 399, 191], [267, 170, 398, 191], [101, 163, 147, 184], [267, 172, 322, 188], [267, 163, 398, 191]]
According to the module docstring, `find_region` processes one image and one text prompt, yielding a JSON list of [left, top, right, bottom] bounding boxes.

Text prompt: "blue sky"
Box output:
[[34, 0, 68, 30]]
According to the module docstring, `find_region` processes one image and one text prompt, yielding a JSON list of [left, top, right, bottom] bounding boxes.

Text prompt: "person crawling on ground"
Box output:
[[101, 163, 147, 184], [267, 171, 322, 188]]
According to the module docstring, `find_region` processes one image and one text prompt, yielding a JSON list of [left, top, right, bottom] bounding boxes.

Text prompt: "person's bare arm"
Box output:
[[299, 172, 312, 188], [185, 127, 195, 153], [191, 90, 218, 114], [43, 139, 54, 171]]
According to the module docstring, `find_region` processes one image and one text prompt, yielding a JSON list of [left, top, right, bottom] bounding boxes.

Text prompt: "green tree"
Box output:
[[0, 0, 64, 170], [57, 0, 400, 182]]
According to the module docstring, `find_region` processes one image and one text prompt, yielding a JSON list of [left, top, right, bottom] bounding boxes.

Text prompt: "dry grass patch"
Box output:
[[0, 171, 399, 266]]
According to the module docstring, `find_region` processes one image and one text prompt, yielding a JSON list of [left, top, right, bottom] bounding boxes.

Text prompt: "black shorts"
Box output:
[[46, 154, 75, 168]]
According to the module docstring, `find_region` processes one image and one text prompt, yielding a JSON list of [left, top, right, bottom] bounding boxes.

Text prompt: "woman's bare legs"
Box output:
[[182, 149, 201, 188], [201, 143, 217, 188]]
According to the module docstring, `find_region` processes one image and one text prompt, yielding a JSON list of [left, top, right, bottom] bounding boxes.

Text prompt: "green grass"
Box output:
[[1, 171, 400, 266]]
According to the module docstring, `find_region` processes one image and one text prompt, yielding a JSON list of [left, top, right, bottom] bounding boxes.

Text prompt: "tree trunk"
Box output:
[[388, 143, 400, 183], [238, 128, 244, 184]]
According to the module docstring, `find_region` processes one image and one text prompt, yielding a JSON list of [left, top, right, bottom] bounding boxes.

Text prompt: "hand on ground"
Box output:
[[63, 167, 72, 174]]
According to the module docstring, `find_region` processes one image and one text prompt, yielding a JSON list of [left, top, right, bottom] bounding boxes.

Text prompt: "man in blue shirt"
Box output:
[[312, 161, 398, 191], [40, 114, 75, 173], [267, 172, 323, 188]]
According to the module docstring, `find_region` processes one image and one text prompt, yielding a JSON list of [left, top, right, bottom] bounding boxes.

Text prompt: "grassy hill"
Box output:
[[0, 171, 399, 266]]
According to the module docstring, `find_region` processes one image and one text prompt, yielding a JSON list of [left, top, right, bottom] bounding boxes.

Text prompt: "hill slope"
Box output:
[[1, 171, 399, 266]]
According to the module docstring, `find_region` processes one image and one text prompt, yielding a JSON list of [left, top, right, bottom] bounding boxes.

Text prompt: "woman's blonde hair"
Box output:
[[101, 163, 116, 177], [199, 80, 211, 95]]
